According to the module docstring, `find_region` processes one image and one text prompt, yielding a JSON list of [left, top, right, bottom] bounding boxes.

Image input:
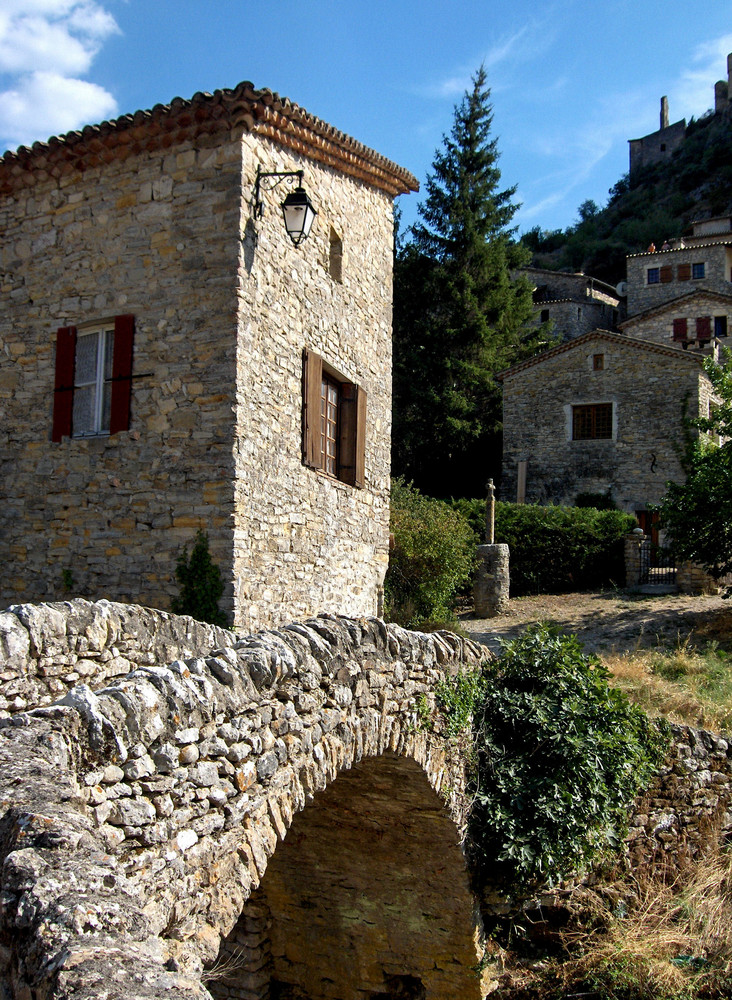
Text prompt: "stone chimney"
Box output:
[[660, 96, 669, 130]]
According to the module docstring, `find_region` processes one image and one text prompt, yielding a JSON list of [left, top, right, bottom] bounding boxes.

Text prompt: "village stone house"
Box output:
[[523, 266, 623, 340], [500, 330, 715, 516], [0, 81, 417, 630]]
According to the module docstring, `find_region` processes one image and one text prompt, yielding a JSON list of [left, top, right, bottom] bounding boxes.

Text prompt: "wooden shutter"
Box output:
[[52, 325, 77, 442], [302, 348, 323, 469], [339, 383, 366, 487], [696, 316, 712, 341], [678, 263, 691, 281], [672, 318, 688, 341], [660, 265, 673, 283], [109, 314, 135, 434]]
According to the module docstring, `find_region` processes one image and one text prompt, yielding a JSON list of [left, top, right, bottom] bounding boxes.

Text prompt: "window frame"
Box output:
[[692, 262, 705, 279], [647, 267, 660, 285], [302, 348, 366, 488], [571, 402, 613, 441], [72, 325, 115, 438], [52, 314, 135, 442]]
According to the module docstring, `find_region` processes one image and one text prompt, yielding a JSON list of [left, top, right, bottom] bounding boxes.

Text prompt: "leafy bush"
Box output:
[[450, 499, 635, 594], [454, 625, 668, 889], [385, 478, 475, 629], [171, 530, 228, 627]]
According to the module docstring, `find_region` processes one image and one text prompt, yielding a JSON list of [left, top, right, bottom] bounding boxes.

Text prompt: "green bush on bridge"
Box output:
[[450, 498, 635, 594], [438, 624, 668, 889]]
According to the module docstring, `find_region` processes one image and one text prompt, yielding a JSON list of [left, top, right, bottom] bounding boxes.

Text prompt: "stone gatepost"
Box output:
[[474, 544, 510, 617], [624, 528, 646, 587]]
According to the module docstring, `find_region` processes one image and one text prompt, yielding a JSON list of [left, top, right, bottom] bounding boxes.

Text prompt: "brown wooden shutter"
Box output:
[[109, 314, 135, 434], [672, 318, 688, 341], [354, 385, 366, 488], [678, 263, 691, 281], [302, 348, 323, 468], [338, 382, 366, 487], [696, 316, 712, 341], [52, 325, 77, 442], [660, 265, 673, 283]]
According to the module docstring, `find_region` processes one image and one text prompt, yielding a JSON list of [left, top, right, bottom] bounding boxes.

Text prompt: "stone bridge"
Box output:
[[1, 600, 732, 1000]]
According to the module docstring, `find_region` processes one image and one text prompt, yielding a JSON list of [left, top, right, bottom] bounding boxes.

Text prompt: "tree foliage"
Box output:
[[393, 67, 549, 498], [171, 530, 228, 626], [441, 626, 668, 890], [658, 350, 732, 584]]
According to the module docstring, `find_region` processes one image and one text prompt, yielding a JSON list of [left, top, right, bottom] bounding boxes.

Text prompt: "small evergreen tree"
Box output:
[[171, 530, 228, 626], [393, 66, 547, 498]]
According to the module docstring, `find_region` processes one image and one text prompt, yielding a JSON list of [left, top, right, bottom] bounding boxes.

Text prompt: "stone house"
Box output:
[[0, 81, 417, 630], [500, 330, 714, 516], [523, 266, 623, 340]]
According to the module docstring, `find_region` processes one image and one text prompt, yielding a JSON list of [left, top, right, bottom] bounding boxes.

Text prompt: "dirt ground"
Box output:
[[461, 589, 732, 655]]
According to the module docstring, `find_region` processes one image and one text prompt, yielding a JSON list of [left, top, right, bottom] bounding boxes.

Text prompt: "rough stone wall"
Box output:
[[534, 299, 616, 341], [0, 598, 235, 715], [0, 128, 242, 614], [501, 335, 704, 511], [626, 245, 732, 316], [622, 292, 732, 349], [628, 118, 686, 176], [0, 601, 485, 1000], [628, 723, 732, 870], [231, 135, 394, 633]]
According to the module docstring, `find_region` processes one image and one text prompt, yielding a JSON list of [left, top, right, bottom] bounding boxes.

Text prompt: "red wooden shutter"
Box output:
[[52, 325, 77, 441], [109, 314, 135, 434], [660, 265, 673, 283], [302, 349, 323, 468], [672, 318, 688, 341], [678, 263, 691, 281], [696, 316, 712, 341]]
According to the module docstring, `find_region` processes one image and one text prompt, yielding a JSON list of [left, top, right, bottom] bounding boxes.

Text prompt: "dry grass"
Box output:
[[602, 639, 732, 734], [492, 849, 732, 999], [554, 850, 732, 999]]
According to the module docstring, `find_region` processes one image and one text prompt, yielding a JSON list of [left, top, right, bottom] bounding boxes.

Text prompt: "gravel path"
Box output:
[[460, 590, 731, 655]]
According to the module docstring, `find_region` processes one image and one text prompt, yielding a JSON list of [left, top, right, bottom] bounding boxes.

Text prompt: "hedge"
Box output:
[[450, 499, 635, 595]]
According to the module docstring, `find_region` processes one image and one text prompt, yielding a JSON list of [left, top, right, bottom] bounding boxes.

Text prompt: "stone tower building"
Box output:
[[0, 81, 417, 630]]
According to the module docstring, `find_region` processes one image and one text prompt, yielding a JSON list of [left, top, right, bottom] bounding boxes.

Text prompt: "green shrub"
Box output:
[[466, 625, 668, 889], [385, 478, 475, 629], [171, 530, 228, 627], [450, 499, 635, 594]]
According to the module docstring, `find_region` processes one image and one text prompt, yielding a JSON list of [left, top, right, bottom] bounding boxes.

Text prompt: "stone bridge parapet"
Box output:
[[0, 601, 486, 1000]]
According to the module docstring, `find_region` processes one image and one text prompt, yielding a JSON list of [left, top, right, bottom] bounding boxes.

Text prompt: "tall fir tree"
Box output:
[[392, 67, 548, 498]]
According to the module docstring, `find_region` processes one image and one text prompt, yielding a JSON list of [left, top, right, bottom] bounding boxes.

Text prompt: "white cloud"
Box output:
[[0, 0, 119, 150], [670, 32, 732, 120], [0, 70, 118, 147]]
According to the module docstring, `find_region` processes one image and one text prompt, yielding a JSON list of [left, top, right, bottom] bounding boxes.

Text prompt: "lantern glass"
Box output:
[[281, 187, 317, 246]]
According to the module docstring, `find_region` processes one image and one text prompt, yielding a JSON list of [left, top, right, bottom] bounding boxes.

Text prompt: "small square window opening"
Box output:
[[593, 354, 604, 370], [572, 403, 612, 440], [647, 267, 660, 284], [692, 262, 705, 279]]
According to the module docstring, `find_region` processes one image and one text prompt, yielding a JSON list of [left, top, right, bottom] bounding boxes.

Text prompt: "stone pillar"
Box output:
[[624, 529, 645, 587], [474, 544, 509, 617], [660, 95, 669, 130]]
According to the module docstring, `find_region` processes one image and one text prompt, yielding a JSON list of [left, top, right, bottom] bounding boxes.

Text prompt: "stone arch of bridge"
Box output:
[[205, 751, 483, 1000]]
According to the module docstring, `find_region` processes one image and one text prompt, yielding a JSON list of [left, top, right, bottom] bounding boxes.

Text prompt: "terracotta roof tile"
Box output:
[[0, 81, 419, 198]]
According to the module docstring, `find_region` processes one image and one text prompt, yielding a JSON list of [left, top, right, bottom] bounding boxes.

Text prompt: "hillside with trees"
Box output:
[[523, 108, 732, 286]]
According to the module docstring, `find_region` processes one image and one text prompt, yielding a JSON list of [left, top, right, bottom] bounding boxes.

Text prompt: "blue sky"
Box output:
[[1, 0, 732, 235]]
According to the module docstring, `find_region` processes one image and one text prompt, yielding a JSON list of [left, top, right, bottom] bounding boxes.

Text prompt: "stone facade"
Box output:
[[501, 331, 708, 511], [0, 82, 417, 630], [626, 242, 732, 317], [621, 289, 732, 351], [0, 599, 486, 1000], [523, 266, 622, 341]]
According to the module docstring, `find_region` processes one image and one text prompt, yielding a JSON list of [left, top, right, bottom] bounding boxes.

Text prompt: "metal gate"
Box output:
[[639, 540, 676, 586]]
